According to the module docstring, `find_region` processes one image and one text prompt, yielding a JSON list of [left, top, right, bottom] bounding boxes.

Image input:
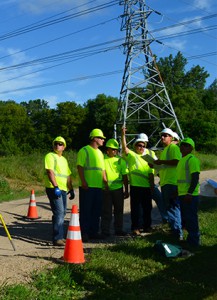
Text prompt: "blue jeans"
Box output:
[[79, 187, 103, 237], [179, 195, 200, 246], [152, 185, 168, 222], [46, 188, 67, 242], [161, 184, 183, 238]]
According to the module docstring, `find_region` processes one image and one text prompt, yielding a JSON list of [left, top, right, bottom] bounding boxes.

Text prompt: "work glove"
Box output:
[[67, 189, 75, 200], [54, 186, 61, 197]]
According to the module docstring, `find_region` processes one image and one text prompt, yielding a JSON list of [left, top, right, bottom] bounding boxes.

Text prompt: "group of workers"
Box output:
[[44, 127, 200, 248]]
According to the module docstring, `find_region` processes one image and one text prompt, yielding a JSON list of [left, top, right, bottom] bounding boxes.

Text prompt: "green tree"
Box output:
[[83, 94, 119, 142], [0, 101, 34, 155]]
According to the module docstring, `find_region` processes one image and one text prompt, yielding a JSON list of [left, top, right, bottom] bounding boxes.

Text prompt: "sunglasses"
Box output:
[[95, 136, 105, 140], [161, 134, 170, 138], [136, 144, 145, 148], [54, 142, 64, 146]]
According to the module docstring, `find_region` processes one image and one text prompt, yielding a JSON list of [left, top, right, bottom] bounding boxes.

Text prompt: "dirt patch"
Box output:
[[0, 170, 216, 286]]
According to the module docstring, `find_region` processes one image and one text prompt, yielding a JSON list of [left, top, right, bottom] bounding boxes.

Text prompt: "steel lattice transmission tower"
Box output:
[[115, 0, 183, 146]]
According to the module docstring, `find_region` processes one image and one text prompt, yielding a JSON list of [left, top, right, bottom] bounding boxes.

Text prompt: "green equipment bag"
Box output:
[[154, 240, 183, 258]]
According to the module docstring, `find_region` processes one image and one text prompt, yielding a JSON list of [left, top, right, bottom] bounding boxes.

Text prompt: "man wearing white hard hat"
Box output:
[[121, 127, 154, 236], [77, 128, 107, 242], [154, 128, 183, 240], [177, 137, 200, 246]]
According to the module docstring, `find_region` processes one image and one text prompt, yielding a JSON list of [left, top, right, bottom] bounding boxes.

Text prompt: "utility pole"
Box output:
[[115, 0, 183, 147]]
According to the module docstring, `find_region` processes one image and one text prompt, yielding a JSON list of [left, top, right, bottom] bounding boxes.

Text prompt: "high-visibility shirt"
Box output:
[[104, 154, 128, 191], [77, 145, 105, 188], [123, 149, 154, 187], [159, 144, 181, 186], [144, 148, 157, 160], [44, 152, 71, 191], [177, 154, 200, 196]]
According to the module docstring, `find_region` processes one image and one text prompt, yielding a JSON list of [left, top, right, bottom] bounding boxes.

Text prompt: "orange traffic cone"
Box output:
[[26, 190, 40, 219], [63, 205, 85, 264]]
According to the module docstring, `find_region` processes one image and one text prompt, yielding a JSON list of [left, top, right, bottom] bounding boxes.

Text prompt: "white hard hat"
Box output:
[[133, 133, 149, 147], [160, 128, 174, 137], [173, 132, 180, 141]]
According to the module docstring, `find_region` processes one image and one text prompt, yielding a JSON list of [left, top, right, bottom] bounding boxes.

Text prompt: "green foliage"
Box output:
[[0, 52, 216, 154], [0, 151, 78, 202]]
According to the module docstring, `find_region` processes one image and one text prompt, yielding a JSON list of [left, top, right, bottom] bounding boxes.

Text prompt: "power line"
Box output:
[[0, 0, 119, 41], [0, 70, 124, 95]]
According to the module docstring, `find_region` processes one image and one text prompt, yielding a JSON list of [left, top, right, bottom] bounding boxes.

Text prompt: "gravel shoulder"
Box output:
[[0, 170, 216, 286]]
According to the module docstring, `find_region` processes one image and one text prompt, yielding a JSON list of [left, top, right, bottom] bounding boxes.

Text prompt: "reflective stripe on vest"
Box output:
[[51, 153, 68, 179], [83, 147, 103, 171], [177, 156, 193, 184]]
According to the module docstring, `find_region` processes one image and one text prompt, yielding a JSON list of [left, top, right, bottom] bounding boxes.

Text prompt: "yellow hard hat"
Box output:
[[89, 128, 106, 139], [53, 136, 66, 147], [106, 138, 119, 149]]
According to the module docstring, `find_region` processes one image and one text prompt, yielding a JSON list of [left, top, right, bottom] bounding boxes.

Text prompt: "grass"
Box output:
[[0, 197, 217, 300], [0, 151, 78, 202]]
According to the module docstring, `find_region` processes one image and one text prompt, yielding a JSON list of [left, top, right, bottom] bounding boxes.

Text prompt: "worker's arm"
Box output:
[[67, 175, 73, 191], [184, 172, 200, 202], [46, 169, 58, 187], [123, 174, 129, 198], [154, 159, 179, 166], [103, 170, 109, 190], [77, 165, 88, 189], [121, 127, 129, 155]]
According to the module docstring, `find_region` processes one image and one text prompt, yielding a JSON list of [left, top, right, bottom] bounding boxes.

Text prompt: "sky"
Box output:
[[0, 0, 216, 108]]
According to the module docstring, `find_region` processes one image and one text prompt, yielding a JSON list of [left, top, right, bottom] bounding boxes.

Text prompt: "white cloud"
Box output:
[[193, 0, 213, 10], [0, 47, 44, 99], [16, 0, 104, 15]]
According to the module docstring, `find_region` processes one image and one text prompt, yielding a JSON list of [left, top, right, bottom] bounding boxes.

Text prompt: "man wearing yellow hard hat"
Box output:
[[177, 137, 200, 246], [77, 128, 107, 242], [44, 136, 74, 246], [101, 138, 129, 237]]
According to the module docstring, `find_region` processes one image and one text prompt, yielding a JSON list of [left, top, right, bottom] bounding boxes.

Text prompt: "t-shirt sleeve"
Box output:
[[45, 153, 54, 170], [189, 157, 200, 174]]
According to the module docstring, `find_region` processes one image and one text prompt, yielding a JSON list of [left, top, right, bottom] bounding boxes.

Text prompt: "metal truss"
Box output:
[[115, 0, 183, 147]]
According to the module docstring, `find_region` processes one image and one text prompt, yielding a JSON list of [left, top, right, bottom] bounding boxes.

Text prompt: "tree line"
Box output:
[[0, 52, 216, 156]]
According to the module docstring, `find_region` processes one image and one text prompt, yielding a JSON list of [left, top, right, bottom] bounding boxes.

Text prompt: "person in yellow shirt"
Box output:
[[154, 128, 182, 240], [77, 128, 107, 242], [44, 136, 74, 247], [177, 138, 200, 246], [121, 127, 154, 236], [101, 138, 129, 237]]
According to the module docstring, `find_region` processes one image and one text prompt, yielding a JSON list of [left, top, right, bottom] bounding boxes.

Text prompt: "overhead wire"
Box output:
[[0, 0, 119, 41], [0, 2, 216, 95]]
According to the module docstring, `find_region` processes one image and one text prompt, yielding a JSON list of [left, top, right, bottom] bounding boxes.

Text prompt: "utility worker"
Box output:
[[177, 138, 200, 246], [101, 138, 129, 237], [121, 127, 154, 235], [154, 128, 182, 240], [77, 128, 107, 242], [44, 136, 74, 246]]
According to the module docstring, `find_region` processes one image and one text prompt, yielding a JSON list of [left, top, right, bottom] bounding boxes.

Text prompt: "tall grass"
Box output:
[[0, 151, 77, 202], [0, 197, 216, 299], [0, 151, 216, 203]]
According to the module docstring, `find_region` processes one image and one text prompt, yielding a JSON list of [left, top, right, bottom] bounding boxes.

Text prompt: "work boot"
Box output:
[[53, 239, 65, 246]]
